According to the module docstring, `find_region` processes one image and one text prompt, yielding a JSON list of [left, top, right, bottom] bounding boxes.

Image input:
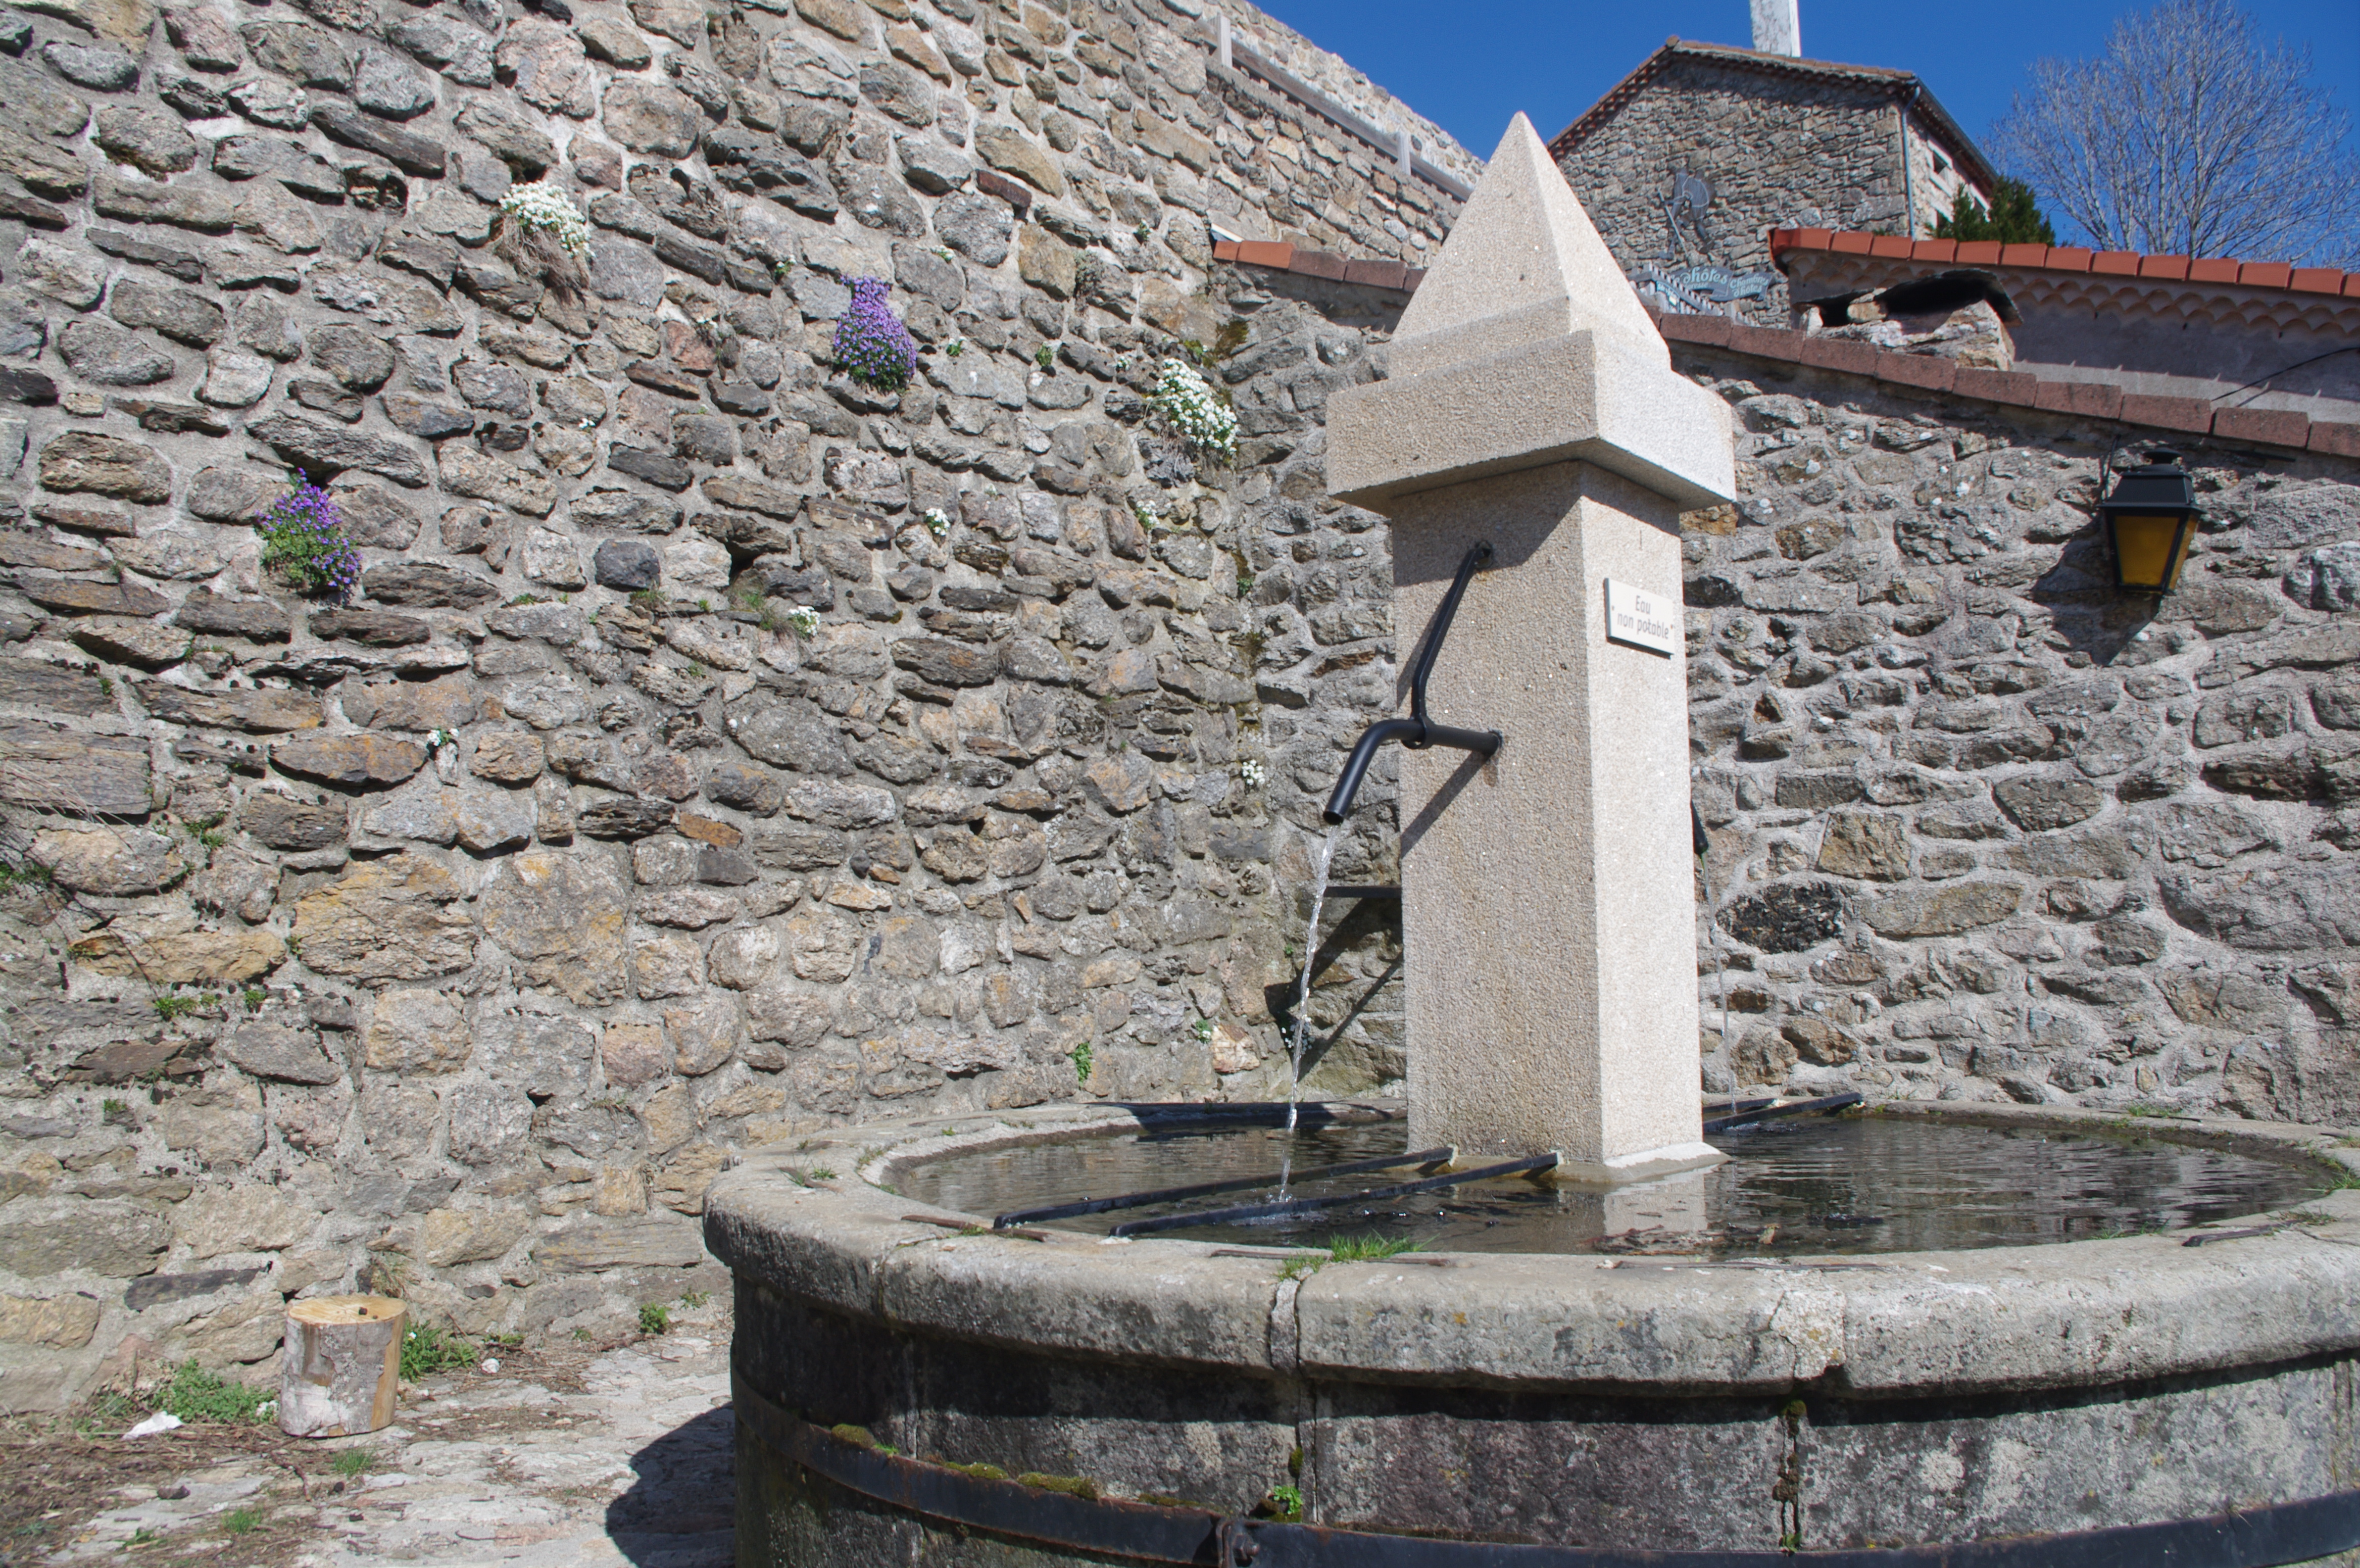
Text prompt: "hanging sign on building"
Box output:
[[1605, 579, 1679, 656]]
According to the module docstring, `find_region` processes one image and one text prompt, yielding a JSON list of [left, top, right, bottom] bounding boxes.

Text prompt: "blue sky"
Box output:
[[1251, 0, 2359, 174]]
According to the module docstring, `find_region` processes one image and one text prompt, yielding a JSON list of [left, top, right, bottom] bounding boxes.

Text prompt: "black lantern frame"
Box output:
[[2095, 448, 2200, 595]]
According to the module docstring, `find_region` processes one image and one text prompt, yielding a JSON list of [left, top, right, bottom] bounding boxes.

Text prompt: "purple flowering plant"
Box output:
[[832, 277, 917, 391], [254, 482, 363, 604]]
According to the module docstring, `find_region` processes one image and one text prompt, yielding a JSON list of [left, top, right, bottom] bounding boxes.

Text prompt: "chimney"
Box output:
[[1750, 0, 1800, 56]]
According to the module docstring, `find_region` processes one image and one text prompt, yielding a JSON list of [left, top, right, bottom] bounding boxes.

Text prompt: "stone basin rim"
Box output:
[[702, 1098, 2360, 1402]]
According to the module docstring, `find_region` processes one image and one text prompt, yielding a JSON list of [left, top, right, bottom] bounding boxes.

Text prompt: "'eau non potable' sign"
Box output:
[[1605, 578, 1677, 656]]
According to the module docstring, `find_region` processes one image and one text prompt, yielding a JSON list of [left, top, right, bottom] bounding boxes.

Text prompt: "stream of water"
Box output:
[[1284, 826, 1341, 1139]]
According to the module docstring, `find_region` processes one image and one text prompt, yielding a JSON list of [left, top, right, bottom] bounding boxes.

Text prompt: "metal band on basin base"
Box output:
[[735, 1379, 2360, 1567]]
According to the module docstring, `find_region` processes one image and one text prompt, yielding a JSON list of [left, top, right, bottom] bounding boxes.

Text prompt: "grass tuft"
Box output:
[[399, 1321, 477, 1381], [638, 1303, 671, 1337], [1325, 1232, 1421, 1263], [157, 1360, 275, 1425]]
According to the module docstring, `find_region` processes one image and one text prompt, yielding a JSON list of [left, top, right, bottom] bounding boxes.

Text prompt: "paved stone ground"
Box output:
[[0, 1300, 733, 1568]]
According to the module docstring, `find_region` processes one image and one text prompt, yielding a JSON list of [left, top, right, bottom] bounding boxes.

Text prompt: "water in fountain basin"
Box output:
[[904, 1113, 2333, 1256], [1283, 826, 1341, 1141]]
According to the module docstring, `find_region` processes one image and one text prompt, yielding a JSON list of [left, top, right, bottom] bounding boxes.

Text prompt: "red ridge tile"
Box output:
[[1289, 249, 1348, 281], [1800, 335, 1881, 374], [2091, 251, 2141, 276], [1727, 323, 1809, 360], [2137, 255, 2191, 280], [1999, 243, 2052, 268], [1342, 258, 1408, 290], [1868, 235, 1913, 258], [1401, 267, 1427, 290], [2309, 422, 2360, 459], [1657, 312, 1733, 347], [2347, 275, 2360, 299], [1914, 239, 1959, 263], [2188, 258, 2240, 283], [1236, 240, 1295, 269], [1954, 241, 2003, 266], [1211, 239, 1240, 263], [2290, 267, 2345, 296], [1792, 227, 1833, 249], [1767, 227, 1798, 252], [2044, 247, 2093, 273], [2212, 406, 2310, 448], [1874, 352, 1957, 394], [1831, 232, 1874, 255], [1953, 367, 2041, 407], [2118, 393, 2214, 435], [2237, 261, 2293, 288]]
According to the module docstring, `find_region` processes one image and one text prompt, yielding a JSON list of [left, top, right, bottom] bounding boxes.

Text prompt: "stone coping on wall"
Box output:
[[1210, 238, 1427, 293], [1768, 228, 2360, 301], [1650, 308, 2360, 459], [705, 1099, 2360, 1397], [1207, 244, 2360, 457]]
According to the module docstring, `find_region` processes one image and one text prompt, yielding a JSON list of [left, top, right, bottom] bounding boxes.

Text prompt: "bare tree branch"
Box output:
[[1991, 0, 2360, 267]]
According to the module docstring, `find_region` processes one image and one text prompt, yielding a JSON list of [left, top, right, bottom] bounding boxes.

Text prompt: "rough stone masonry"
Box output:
[[1, 0, 2356, 1418], [0, 0, 1473, 1408]]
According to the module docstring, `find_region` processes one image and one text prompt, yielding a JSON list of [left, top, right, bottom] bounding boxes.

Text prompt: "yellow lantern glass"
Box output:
[[2108, 512, 2193, 593]]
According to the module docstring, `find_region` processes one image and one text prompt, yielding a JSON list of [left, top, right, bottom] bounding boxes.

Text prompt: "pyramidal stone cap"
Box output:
[[1328, 115, 1737, 512]]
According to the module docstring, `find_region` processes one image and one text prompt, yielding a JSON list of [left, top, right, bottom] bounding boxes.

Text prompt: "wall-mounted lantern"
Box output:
[[2096, 448, 2199, 595]]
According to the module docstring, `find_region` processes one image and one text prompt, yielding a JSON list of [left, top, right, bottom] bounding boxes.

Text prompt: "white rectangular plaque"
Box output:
[[1604, 578, 1678, 656]]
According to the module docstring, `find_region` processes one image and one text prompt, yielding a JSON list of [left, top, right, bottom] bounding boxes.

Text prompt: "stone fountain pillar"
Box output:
[[1328, 116, 1737, 1182]]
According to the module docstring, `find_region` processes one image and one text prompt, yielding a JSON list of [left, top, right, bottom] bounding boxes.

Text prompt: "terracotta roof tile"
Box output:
[[1211, 239, 1241, 263], [2310, 422, 2360, 459], [1765, 229, 2360, 302], [1874, 352, 1957, 393], [2212, 406, 2309, 447], [1236, 240, 1295, 269], [1289, 249, 1348, 281], [2118, 393, 2214, 434], [1953, 367, 2041, 407], [1800, 335, 1881, 374]]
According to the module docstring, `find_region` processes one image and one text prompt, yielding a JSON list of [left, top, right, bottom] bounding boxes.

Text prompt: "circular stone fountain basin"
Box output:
[[705, 1101, 2360, 1563], [898, 1107, 2329, 1256]]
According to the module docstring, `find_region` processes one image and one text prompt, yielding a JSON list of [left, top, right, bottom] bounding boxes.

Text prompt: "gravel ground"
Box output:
[[0, 1300, 734, 1568]]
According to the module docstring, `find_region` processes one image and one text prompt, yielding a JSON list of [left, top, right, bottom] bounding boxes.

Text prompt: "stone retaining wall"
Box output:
[[1673, 342, 2360, 1119], [0, 0, 1459, 1408]]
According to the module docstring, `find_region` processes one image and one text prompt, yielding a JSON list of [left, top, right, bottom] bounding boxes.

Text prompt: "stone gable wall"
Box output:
[[1674, 344, 2360, 1121], [1555, 61, 1914, 325], [0, 0, 1457, 1408]]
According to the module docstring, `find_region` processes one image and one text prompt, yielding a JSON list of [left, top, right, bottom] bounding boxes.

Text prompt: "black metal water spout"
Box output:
[[1321, 543, 1504, 825]]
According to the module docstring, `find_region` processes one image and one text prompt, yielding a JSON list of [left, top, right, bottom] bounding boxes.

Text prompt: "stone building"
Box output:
[[1547, 37, 1997, 322]]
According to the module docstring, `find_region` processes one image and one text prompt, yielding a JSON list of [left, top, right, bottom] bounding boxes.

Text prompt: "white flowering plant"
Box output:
[[783, 605, 820, 639], [1238, 758, 1266, 788], [498, 180, 591, 257], [1148, 358, 1238, 461], [922, 506, 951, 538], [424, 728, 458, 751]]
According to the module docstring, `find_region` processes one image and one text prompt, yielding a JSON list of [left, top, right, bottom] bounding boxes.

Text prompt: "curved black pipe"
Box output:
[[1321, 543, 1503, 825]]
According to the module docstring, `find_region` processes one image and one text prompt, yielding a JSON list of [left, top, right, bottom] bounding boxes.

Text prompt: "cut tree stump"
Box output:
[[279, 1295, 405, 1437]]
